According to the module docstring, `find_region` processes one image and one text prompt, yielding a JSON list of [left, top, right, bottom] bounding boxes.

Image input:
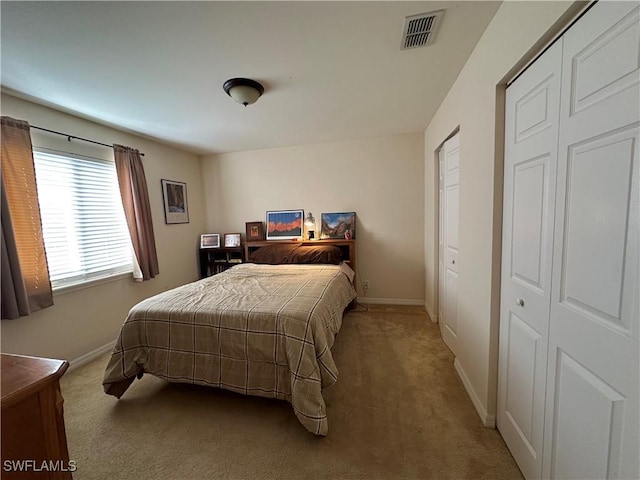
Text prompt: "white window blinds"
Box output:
[[33, 149, 133, 289]]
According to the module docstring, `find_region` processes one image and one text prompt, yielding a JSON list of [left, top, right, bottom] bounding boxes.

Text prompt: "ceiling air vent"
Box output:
[[401, 10, 444, 50]]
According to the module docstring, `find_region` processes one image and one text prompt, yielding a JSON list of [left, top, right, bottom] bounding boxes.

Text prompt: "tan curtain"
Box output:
[[113, 144, 159, 281], [1, 116, 53, 319]]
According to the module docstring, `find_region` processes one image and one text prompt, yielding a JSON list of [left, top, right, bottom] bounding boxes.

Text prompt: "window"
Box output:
[[33, 149, 133, 289]]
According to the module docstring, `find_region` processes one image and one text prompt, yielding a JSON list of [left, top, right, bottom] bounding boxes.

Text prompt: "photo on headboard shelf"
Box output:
[[245, 221, 265, 241], [266, 210, 303, 240], [320, 212, 356, 239]]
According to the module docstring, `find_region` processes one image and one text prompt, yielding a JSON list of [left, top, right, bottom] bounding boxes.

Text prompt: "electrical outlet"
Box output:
[[363, 280, 369, 290]]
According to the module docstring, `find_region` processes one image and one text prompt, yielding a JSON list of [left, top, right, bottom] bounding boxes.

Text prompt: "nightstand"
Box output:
[[199, 247, 245, 278]]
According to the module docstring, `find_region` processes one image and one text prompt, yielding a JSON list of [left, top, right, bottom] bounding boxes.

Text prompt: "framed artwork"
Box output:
[[245, 221, 265, 241], [200, 233, 220, 248], [161, 179, 189, 224], [224, 233, 242, 247], [266, 210, 304, 240], [320, 212, 356, 239]]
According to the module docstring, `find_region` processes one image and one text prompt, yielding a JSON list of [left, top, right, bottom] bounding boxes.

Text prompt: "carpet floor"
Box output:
[[60, 304, 523, 480]]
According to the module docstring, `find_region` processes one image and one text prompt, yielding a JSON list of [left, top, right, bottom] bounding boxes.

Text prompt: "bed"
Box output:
[[102, 242, 357, 435]]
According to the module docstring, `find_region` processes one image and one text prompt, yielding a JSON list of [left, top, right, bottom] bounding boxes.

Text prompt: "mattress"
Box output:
[[103, 263, 357, 435]]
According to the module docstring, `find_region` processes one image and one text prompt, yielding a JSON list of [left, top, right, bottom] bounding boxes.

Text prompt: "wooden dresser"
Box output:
[[1, 354, 73, 479]]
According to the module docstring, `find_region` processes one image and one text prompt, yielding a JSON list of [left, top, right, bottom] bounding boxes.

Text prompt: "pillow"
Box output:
[[249, 244, 299, 264], [287, 245, 342, 264], [249, 244, 342, 265]]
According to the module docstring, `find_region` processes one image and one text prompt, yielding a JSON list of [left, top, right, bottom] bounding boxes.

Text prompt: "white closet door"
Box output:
[[498, 40, 562, 480], [438, 148, 446, 326], [440, 132, 460, 354], [542, 3, 639, 479]]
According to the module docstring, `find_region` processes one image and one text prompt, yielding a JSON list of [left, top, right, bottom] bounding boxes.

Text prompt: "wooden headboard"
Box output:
[[244, 239, 356, 270]]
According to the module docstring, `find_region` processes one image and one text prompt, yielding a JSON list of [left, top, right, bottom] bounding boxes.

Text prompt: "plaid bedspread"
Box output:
[[103, 263, 356, 435]]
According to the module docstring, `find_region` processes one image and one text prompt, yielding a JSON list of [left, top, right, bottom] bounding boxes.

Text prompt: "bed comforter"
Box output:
[[103, 263, 357, 435]]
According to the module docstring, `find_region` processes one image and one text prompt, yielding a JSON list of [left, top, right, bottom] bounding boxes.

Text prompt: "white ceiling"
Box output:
[[1, 1, 500, 155]]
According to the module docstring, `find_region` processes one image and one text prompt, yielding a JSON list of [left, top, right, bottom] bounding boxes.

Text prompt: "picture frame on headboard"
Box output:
[[266, 210, 304, 240], [245, 221, 265, 241], [200, 233, 220, 248], [320, 212, 356, 239], [161, 179, 189, 224]]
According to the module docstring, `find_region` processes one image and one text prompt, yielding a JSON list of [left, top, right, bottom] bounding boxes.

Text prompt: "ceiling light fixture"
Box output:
[[223, 78, 264, 106]]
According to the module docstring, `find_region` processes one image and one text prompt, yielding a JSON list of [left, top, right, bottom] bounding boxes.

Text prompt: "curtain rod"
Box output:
[[30, 125, 145, 157]]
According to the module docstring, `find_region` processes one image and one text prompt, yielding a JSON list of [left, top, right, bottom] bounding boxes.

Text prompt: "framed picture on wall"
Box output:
[[320, 212, 356, 239], [266, 210, 303, 240], [161, 179, 189, 224], [245, 221, 265, 241]]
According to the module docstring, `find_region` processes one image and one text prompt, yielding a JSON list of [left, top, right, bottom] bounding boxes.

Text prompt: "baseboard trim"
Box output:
[[357, 297, 424, 306], [68, 340, 116, 373], [454, 358, 496, 428]]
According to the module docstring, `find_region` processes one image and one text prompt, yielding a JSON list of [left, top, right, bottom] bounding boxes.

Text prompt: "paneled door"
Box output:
[[439, 132, 460, 354], [542, 3, 639, 479], [500, 2, 639, 479], [438, 148, 446, 327], [498, 39, 562, 480]]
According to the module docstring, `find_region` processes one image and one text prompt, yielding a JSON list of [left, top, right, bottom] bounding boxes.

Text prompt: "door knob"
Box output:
[[451, 259, 456, 264], [516, 298, 525, 307]]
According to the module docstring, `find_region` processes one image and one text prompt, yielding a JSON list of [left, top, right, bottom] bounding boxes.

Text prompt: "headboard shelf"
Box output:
[[244, 239, 355, 270]]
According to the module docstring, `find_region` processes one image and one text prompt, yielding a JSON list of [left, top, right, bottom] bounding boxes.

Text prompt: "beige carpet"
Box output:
[[60, 305, 523, 480]]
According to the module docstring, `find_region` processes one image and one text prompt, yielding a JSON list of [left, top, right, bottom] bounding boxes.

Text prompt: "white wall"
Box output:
[[201, 133, 425, 303], [424, 1, 581, 424], [1, 94, 206, 362]]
